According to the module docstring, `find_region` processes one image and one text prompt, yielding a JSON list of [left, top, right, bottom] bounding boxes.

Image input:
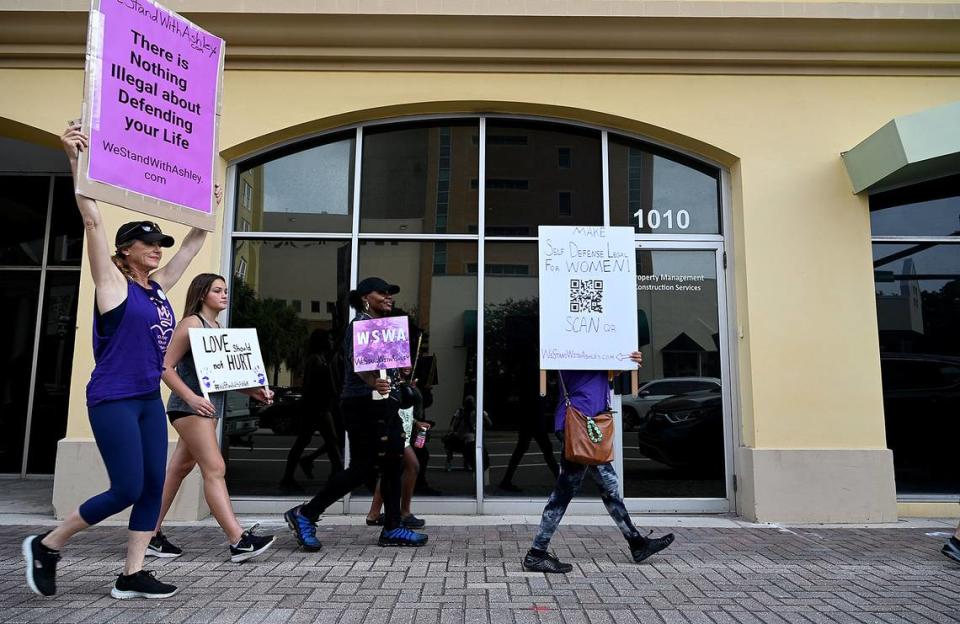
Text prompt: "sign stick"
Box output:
[[631, 369, 639, 397], [372, 369, 388, 400], [539, 370, 547, 397]]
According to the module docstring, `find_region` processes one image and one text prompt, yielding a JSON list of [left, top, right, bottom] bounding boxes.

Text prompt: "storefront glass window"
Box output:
[[357, 241, 478, 498], [870, 174, 960, 237], [27, 270, 80, 473], [872, 240, 960, 496], [235, 132, 356, 234], [360, 122, 479, 235], [1, 176, 49, 265], [609, 136, 721, 235], [622, 249, 725, 498], [872, 174, 960, 496], [229, 116, 731, 508], [226, 239, 352, 496], [1, 166, 80, 476], [483, 242, 565, 497], [485, 120, 602, 235], [46, 177, 85, 266], [0, 271, 41, 472]]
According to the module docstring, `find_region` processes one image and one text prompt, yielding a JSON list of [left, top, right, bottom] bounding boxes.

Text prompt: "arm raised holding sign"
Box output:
[[61, 124, 221, 307], [27, 126, 224, 599]]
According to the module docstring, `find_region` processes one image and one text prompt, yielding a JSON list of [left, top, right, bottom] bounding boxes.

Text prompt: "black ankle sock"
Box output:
[[37, 536, 59, 554], [529, 548, 547, 558]]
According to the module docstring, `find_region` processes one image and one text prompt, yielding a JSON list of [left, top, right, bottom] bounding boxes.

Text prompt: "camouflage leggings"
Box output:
[[532, 436, 641, 551]]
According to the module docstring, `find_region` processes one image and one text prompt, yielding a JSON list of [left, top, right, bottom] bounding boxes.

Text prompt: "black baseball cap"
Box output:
[[115, 221, 175, 248], [356, 277, 399, 296]]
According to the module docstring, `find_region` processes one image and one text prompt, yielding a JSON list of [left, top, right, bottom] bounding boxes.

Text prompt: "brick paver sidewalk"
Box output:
[[1, 523, 958, 624]]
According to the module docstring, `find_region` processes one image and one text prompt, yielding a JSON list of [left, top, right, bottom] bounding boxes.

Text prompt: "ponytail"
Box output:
[[112, 242, 136, 281]]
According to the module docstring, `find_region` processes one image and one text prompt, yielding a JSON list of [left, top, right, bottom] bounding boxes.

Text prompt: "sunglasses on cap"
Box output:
[[115, 221, 175, 248]]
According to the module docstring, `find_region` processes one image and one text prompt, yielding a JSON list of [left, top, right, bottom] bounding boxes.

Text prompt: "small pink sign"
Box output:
[[352, 317, 411, 373], [86, 0, 223, 215]]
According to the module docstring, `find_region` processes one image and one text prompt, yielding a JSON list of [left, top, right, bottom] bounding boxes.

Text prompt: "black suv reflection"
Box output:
[[635, 387, 724, 475], [253, 386, 303, 436], [881, 352, 960, 484]]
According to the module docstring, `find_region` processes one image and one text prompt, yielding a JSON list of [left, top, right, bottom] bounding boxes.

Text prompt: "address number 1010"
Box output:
[[633, 209, 691, 230]]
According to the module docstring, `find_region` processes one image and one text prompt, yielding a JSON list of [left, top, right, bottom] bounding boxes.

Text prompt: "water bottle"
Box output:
[[413, 427, 427, 449]]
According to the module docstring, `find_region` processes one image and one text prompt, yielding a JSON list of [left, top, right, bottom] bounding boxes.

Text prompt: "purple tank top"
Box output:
[[555, 370, 611, 432], [86, 280, 176, 407]]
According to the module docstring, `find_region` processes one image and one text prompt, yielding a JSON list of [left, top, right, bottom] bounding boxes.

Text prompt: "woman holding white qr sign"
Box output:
[[522, 352, 675, 574], [147, 273, 276, 563]]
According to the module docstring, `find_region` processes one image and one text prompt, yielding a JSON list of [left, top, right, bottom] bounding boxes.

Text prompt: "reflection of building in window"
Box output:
[[558, 191, 572, 217], [241, 179, 252, 210], [466, 263, 530, 276], [473, 134, 528, 146], [435, 127, 451, 233], [470, 178, 529, 190], [235, 256, 247, 282], [875, 258, 924, 335], [661, 332, 721, 378], [433, 241, 447, 275]]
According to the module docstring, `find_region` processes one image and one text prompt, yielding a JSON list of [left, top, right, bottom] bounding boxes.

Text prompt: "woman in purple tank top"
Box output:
[[22, 124, 217, 600]]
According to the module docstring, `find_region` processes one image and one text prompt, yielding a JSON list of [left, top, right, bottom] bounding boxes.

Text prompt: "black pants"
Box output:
[[301, 396, 404, 530]]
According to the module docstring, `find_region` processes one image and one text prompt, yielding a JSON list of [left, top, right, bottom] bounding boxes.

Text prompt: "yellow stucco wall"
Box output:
[[4, 67, 959, 451]]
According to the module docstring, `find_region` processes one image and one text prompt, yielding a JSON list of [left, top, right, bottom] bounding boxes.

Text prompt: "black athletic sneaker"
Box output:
[[378, 527, 428, 547], [22, 532, 60, 597], [111, 570, 178, 599], [401, 514, 426, 529], [629, 532, 675, 564], [146, 531, 182, 558], [942, 537, 960, 564], [230, 525, 276, 563], [522, 549, 573, 574]]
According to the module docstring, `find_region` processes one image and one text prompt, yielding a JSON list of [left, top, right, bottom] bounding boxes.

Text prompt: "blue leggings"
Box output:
[[78, 397, 168, 531]]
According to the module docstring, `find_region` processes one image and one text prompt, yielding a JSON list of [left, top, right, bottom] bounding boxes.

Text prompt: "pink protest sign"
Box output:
[[352, 317, 412, 373], [77, 0, 224, 230]]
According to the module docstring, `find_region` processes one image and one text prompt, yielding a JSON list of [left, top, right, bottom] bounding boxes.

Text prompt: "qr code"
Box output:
[[569, 279, 604, 313]]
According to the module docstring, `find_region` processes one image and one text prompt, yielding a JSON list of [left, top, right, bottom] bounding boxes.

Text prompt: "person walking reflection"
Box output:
[[281, 329, 343, 491]]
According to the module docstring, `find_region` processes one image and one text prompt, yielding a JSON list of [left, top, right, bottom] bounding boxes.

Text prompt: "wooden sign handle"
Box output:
[[631, 369, 639, 397], [540, 370, 547, 397]]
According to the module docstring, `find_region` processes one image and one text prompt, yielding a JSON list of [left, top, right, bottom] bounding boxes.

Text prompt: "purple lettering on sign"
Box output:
[[352, 317, 412, 373], [87, 0, 223, 213]]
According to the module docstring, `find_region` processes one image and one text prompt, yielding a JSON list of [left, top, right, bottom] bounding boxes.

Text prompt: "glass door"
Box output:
[[617, 242, 732, 512]]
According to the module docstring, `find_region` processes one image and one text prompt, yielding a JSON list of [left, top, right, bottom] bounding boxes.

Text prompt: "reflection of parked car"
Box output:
[[254, 386, 303, 436], [621, 377, 721, 430], [223, 391, 258, 446], [880, 353, 960, 478], [635, 387, 724, 475]]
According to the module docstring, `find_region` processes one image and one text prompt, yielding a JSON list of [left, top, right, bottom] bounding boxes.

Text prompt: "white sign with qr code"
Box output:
[[538, 226, 638, 370]]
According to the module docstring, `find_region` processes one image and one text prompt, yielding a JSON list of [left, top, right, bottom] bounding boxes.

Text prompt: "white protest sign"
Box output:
[[188, 328, 268, 398], [538, 226, 638, 370]]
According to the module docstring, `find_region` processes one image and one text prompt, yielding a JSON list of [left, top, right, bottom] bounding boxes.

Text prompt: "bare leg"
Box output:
[[955, 520, 960, 540], [154, 436, 197, 533], [123, 531, 153, 575], [401, 446, 419, 518], [41, 511, 90, 550], [368, 479, 383, 522], [174, 416, 243, 544]]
